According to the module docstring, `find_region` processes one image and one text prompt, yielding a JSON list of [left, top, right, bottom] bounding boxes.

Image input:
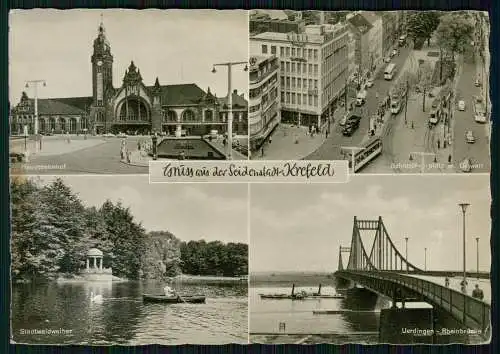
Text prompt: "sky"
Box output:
[[9, 9, 249, 104], [250, 175, 491, 273], [34, 176, 249, 244]]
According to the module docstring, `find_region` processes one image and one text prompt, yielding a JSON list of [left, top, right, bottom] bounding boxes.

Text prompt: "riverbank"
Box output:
[[169, 274, 248, 285], [250, 272, 335, 287], [55, 273, 128, 283]]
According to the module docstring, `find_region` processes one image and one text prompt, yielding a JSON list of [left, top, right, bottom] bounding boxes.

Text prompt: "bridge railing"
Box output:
[[337, 271, 491, 338]]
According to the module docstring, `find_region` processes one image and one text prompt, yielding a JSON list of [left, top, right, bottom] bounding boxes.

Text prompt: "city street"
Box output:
[[452, 56, 490, 173], [306, 46, 412, 160]]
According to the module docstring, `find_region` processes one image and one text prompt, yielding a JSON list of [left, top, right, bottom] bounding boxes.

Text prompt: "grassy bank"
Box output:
[[250, 271, 335, 287], [55, 273, 127, 283], [169, 274, 248, 285]]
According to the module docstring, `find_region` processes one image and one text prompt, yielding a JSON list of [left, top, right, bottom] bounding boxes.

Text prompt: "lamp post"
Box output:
[[459, 203, 469, 292], [25, 80, 47, 152], [405, 237, 409, 273], [211, 61, 248, 160], [341, 146, 364, 174], [424, 247, 427, 271], [475, 237, 479, 279]]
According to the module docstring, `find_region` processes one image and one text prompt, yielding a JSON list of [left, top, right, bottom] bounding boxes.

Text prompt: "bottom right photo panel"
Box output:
[[249, 175, 491, 345]]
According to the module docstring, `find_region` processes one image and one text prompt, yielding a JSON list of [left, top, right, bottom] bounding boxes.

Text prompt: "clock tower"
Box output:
[[91, 17, 114, 106], [91, 16, 114, 133]]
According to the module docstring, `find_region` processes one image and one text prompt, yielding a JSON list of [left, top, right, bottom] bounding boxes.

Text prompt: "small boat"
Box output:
[[307, 294, 346, 299], [142, 294, 206, 304], [260, 294, 306, 300]]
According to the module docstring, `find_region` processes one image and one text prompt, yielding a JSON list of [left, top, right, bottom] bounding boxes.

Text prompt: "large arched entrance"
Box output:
[[114, 97, 151, 135]]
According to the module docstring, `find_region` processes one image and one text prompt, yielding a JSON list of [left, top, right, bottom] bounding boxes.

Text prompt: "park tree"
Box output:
[[142, 231, 182, 279], [417, 60, 434, 111], [435, 13, 474, 60], [406, 11, 441, 47]]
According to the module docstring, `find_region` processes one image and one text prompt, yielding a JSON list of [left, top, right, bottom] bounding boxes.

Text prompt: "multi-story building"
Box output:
[[250, 22, 350, 129], [250, 12, 305, 36], [347, 11, 383, 79], [10, 20, 248, 137], [249, 55, 280, 152], [380, 11, 400, 56]]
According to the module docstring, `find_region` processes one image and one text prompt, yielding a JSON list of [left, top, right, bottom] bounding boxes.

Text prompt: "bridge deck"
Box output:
[[404, 274, 491, 304]]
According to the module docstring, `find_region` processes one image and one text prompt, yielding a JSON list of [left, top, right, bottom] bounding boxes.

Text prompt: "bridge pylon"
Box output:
[[345, 216, 423, 273]]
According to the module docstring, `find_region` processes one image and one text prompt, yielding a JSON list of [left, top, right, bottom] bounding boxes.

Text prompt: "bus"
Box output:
[[344, 137, 383, 172], [384, 63, 396, 80]]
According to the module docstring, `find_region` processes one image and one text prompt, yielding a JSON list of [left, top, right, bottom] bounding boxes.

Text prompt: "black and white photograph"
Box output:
[[249, 10, 490, 174], [10, 176, 248, 345], [9, 9, 249, 175], [249, 175, 491, 344]]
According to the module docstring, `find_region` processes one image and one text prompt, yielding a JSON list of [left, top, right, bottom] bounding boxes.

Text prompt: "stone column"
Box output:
[[86, 258, 89, 270], [93, 257, 96, 269], [99, 258, 103, 270]]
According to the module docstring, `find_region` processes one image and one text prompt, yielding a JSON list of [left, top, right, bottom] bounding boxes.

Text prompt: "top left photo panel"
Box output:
[[9, 9, 250, 175]]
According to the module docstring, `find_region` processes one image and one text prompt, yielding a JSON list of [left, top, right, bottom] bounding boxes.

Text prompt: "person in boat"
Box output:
[[163, 280, 177, 298], [472, 284, 484, 300]]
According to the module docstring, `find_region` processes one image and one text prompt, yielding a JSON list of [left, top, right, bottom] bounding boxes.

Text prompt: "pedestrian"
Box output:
[[261, 147, 264, 157], [268, 137, 272, 145], [126, 150, 131, 163], [445, 277, 450, 287], [437, 139, 441, 149], [472, 284, 484, 300], [448, 154, 452, 164], [325, 130, 329, 139]]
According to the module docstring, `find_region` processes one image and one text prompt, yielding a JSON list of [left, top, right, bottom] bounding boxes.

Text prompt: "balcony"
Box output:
[[250, 64, 279, 85]]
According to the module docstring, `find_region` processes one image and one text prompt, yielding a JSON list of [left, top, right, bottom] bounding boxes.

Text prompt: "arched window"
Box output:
[[97, 112, 104, 122], [59, 117, 66, 132], [163, 110, 177, 122], [182, 109, 196, 122], [119, 99, 148, 121], [204, 109, 213, 122]]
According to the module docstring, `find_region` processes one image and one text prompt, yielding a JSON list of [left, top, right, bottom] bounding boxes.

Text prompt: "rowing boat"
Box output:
[[142, 294, 206, 303]]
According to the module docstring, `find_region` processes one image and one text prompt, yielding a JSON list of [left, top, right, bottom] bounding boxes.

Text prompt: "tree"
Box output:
[[435, 13, 474, 60], [417, 61, 434, 111], [406, 11, 441, 47], [142, 231, 182, 279]]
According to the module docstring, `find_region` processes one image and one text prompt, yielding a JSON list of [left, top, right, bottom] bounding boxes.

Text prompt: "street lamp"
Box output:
[[212, 61, 248, 160], [475, 237, 480, 279], [424, 247, 427, 271], [405, 237, 409, 273], [25, 80, 47, 152], [459, 203, 470, 293]]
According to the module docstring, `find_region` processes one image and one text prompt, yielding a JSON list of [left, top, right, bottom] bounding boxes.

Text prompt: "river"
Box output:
[[11, 281, 248, 345], [249, 285, 388, 344]]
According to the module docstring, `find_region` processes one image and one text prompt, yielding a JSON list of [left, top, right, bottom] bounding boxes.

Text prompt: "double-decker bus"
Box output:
[[384, 63, 396, 80], [344, 137, 383, 172]]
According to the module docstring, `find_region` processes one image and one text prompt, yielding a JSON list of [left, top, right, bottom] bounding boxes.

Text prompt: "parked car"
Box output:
[[365, 79, 374, 88], [340, 113, 349, 126], [474, 78, 481, 87], [465, 130, 475, 143], [342, 115, 361, 136], [10, 152, 25, 163], [391, 49, 398, 57], [103, 133, 115, 137], [117, 132, 127, 138], [384, 57, 391, 63], [458, 100, 466, 111]]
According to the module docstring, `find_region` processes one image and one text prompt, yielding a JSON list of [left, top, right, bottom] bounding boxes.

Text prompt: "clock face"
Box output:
[[97, 60, 103, 66]]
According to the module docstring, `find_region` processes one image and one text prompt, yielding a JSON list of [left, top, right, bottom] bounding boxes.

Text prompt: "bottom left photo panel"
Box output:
[[10, 175, 249, 345]]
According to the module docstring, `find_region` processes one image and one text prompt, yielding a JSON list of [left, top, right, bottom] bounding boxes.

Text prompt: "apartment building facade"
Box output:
[[248, 55, 281, 152], [250, 23, 350, 130]]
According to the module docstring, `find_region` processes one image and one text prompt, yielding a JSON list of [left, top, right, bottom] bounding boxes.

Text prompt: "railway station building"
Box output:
[[9, 21, 248, 137]]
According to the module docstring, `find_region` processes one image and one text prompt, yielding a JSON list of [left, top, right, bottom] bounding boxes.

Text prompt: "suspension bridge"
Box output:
[[334, 216, 491, 341]]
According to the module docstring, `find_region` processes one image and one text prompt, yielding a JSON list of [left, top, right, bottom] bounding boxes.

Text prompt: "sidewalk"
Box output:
[[253, 104, 349, 160], [10, 136, 107, 157]]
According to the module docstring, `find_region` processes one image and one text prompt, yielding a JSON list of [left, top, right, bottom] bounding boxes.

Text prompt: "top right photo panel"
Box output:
[[249, 10, 491, 174]]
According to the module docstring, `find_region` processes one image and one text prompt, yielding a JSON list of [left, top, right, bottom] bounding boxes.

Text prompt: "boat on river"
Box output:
[[142, 294, 206, 304], [259, 284, 345, 300]]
